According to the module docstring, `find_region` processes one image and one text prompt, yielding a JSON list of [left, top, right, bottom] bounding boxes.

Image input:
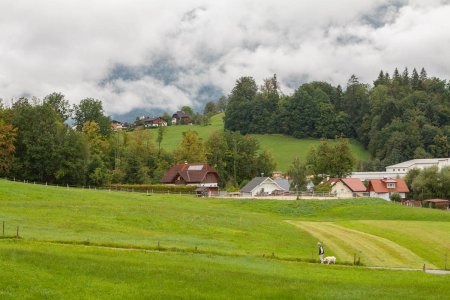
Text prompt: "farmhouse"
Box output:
[[172, 111, 191, 125], [111, 120, 126, 131], [161, 163, 219, 195], [240, 177, 283, 197], [367, 178, 409, 201], [143, 117, 167, 128], [331, 178, 367, 198]]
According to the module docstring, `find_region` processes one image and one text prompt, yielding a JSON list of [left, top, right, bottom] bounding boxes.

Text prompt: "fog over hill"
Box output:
[[1, 0, 450, 117]]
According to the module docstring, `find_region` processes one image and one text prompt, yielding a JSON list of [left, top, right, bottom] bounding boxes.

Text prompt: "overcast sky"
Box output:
[[1, 0, 449, 117]]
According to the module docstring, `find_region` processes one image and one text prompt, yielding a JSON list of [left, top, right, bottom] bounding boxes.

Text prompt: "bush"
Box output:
[[390, 192, 401, 202], [110, 184, 196, 193]]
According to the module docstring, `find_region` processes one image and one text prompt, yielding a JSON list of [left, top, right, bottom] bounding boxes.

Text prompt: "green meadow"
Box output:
[[144, 113, 370, 171], [0, 180, 449, 299]]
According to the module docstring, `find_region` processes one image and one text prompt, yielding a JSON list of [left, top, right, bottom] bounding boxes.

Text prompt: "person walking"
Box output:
[[318, 242, 324, 263]]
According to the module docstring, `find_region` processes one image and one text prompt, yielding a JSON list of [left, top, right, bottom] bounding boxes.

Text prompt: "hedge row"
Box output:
[[110, 184, 197, 193]]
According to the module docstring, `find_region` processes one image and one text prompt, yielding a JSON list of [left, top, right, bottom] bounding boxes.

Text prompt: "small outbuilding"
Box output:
[[423, 199, 449, 210]]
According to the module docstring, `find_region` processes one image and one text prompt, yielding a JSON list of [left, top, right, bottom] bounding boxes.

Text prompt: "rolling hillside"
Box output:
[[1, 180, 449, 299], [1, 180, 449, 298], [143, 113, 370, 171]]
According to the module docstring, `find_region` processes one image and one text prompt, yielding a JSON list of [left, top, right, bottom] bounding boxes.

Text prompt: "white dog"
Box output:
[[322, 256, 336, 264]]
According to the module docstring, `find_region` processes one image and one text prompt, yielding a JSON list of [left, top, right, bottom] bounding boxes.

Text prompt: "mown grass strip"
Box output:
[[289, 221, 435, 268]]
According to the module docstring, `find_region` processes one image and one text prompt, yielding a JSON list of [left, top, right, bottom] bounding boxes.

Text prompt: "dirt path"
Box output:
[[288, 221, 436, 269]]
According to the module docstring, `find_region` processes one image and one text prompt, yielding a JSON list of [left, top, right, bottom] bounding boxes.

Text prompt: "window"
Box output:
[[387, 183, 396, 188]]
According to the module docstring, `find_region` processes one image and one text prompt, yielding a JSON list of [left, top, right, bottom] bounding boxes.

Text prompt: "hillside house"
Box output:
[[111, 120, 126, 131], [161, 163, 219, 195], [143, 117, 167, 128], [172, 111, 191, 125], [367, 178, 409, 201], [240, 177, 284, 197], [331, 178, 367, 198]]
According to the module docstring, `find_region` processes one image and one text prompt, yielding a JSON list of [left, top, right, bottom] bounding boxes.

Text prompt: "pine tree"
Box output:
[[402, 67, 409, 86], [411, 68, 420, 90], [419, 67, 428, 81], [393, 68, 400, 81], [373, 70, 385, 87]]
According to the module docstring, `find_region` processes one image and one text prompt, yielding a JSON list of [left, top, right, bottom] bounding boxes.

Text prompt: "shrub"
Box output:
[[110, 184, 196, 194], [390, 192, 401, 202]]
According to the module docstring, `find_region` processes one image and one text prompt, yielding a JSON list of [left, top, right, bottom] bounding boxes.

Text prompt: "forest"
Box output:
[[224, 68, 449, 168], [0, 68, 448, 190]]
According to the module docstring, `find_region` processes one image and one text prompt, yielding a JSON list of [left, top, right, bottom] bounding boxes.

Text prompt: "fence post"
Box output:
[[2, 221, 4, 236], [353, 254, 356, 265], [16, 226, 19, 238]]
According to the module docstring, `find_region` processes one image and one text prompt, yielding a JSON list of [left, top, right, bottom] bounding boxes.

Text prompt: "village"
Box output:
[[156, 158, 450, 210]]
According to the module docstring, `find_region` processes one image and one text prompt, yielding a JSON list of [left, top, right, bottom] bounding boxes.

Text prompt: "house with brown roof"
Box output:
[[172, 111, 191, 125], [161, 163, 219, 196], [367, 178, 409, 201], [331, 178, 367, 198], [143, 117, 167, 128]]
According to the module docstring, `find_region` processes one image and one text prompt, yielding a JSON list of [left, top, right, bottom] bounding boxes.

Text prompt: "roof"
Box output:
[[161, 164, 219, 184], [340, 178, 367, 192], [424, 199, 449, 203], [240, 177, 282, 193], [386, 158, 449, 169], [143, 117, 165, 123], [368, 178, 409, 193], [173, 111, 191, 118], [326, 178, 340, 185], [274, 178, 290, 191]]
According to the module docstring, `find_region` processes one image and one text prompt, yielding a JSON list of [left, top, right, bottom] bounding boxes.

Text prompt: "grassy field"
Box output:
[[1, 241, 449, 300], [143, 113, 370, 171], [1, 180, 449, 298]]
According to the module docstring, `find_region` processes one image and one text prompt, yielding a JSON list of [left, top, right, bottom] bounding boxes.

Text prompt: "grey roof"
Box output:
[[274, 178, 290, 191], [240, 177, 282, 193], [387, 158, 449, 168]]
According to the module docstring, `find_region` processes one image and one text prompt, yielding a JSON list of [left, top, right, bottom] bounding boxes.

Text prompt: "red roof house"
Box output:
[[161, 163, 219, 195], [367, 178, 409, 201], [331, 178, 367, 198]]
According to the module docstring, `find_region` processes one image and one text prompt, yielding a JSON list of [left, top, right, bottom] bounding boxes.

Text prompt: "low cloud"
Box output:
[[0, 0, 449, 116]]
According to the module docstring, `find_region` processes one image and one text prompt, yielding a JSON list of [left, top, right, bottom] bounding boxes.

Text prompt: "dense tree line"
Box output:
[[0, 95, 275, 188], [225, 69, 450, 168], [404, 166, 450, 200]]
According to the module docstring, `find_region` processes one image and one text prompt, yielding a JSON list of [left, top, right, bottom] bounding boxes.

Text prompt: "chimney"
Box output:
[[184, 161, 188, 164]]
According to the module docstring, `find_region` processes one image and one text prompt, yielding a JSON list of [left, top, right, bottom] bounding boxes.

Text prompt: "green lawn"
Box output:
[[1, 180, 449, 298], [140, 113, 370, 171], [1, 240, 449, 300]]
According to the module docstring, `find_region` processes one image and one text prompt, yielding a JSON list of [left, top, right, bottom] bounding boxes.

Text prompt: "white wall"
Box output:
[[251, 182, 280, 196]]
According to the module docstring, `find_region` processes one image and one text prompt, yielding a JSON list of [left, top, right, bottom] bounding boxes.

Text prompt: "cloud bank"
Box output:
[[1, 0, 449, 116]]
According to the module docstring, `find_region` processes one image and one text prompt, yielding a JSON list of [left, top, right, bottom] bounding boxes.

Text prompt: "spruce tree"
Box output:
[[374, 70, 385, 86], [402, 67, 409, 86], [411, 68, 420, 90], [419, 67, 427, 81]]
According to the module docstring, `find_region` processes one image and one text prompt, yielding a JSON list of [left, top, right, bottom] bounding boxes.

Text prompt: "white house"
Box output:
[[240, 177, 283, 197], [331, 178, 367, 198], [367, 178, 409, 201]]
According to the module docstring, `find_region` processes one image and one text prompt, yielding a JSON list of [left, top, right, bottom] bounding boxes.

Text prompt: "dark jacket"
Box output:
[[318, 246, 324, 255]]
